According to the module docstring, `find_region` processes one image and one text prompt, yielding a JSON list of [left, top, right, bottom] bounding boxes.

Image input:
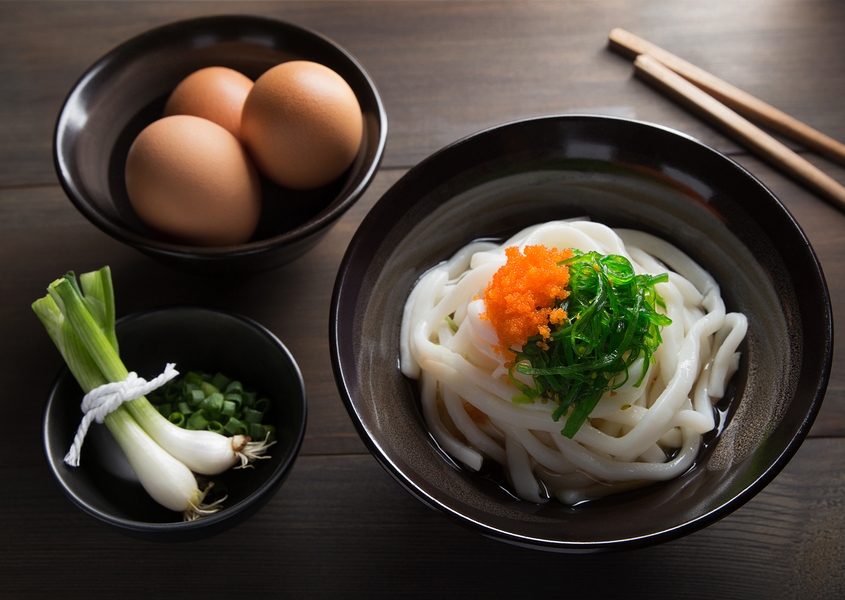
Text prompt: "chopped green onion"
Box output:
[[249, 423, 269, 441], [222, 400, 237, 418], [224, 418, 249, 437], [187, 411, 210, 431], [147, 371, 276, 444], [210, 372, 230, 391]]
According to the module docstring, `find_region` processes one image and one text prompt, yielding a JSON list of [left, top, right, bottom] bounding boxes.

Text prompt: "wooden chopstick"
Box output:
[[609, 27, 845, 167], [632, 53, 845, 211]]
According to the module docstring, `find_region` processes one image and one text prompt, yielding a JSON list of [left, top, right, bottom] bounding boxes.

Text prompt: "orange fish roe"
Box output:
[[481, 245, 573, 355]]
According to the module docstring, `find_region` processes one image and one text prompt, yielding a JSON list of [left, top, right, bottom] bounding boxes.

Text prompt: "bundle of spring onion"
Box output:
[[32, 266, 275, 520]]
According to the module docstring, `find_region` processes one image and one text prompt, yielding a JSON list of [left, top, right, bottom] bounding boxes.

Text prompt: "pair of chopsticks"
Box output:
[[608, 27, 845, 211]]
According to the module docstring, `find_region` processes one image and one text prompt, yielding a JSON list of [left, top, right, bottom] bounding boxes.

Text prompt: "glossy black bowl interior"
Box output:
[[330, 115, 832, 552], [43, 307, 307, 542], [54, 14, 387, 275]]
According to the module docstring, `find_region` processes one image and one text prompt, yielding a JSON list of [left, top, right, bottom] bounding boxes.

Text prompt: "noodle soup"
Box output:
[[400, 219, 747, 505]]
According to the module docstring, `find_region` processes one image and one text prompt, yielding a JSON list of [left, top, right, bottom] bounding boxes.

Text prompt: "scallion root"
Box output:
[[233, 433, 277, 469], [183, 482, 228, 521]]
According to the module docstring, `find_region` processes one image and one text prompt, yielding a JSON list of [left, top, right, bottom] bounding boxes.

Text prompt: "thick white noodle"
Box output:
[[400, 220, 747, 504]]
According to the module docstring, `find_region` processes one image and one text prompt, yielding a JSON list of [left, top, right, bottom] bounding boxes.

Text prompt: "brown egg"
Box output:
[[164, 67, 253, 140], [125, 115, 262, 247], [241, 60, 363, 190]]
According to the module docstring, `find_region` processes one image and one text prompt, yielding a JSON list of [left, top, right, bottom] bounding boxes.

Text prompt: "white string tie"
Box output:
[[64, 363, 179, 467]]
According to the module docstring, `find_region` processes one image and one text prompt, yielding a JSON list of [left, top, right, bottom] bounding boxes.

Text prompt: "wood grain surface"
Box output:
[[2, 1, 844, 598]]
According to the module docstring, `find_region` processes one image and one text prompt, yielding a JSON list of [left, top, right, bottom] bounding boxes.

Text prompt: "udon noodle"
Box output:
[[400, 219, 747, 504]]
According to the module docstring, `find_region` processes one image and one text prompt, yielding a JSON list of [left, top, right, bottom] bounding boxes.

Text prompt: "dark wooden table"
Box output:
[[3, 1, 845, 597]]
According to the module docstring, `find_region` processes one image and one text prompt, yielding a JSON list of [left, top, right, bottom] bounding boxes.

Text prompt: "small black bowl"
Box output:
[[53, 14, 387, 275], [43, 307, 307, 542], [330, 115, 832, 552]]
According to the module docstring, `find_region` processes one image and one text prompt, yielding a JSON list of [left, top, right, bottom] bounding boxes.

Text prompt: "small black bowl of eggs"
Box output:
[[54, 14, 387, 275]]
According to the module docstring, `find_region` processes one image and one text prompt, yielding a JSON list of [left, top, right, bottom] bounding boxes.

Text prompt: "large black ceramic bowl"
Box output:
[[43, 307, 307, 542], [330, 115, 832, 552], [54, 15, 387, 275]]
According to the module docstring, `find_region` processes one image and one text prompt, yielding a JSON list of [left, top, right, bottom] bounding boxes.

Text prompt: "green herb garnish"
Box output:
[[509, 250, 672, 438]]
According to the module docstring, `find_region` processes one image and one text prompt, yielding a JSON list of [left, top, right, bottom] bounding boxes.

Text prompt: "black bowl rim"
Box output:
[[52, 13, 388, 260], [329, 113, 832, 552], [42, 305, 308, 537]]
